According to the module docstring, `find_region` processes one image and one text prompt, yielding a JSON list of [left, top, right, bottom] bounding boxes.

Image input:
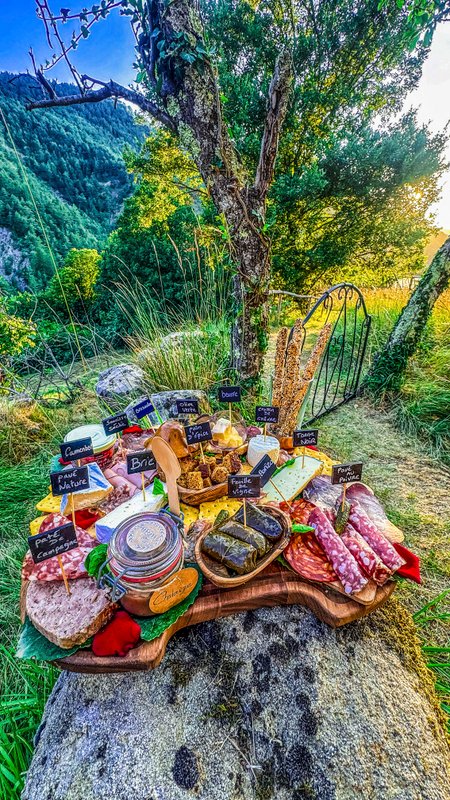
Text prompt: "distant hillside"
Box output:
[[0, 72, 147, 291]]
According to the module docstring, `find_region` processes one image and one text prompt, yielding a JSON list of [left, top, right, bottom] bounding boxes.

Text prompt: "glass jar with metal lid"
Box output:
[[64, 423, 117, 469], [100, 510, 184, 616]]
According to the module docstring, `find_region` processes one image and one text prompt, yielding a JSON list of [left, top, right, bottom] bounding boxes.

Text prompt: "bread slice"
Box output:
[[26, 578, 117, 649]]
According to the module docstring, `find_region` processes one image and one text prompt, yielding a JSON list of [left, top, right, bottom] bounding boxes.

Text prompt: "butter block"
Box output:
[[60, 463, 113, 514], [95, 483, 167, 543]]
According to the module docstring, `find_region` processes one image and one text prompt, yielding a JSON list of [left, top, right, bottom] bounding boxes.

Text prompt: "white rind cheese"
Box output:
[[95, 484, 167, 543]]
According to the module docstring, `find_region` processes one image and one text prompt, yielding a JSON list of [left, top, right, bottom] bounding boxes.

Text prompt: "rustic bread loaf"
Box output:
[[26, 577, 117, 649]]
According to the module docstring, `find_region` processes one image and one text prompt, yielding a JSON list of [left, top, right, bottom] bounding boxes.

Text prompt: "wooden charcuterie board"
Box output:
[[55, 565, 395, 674]]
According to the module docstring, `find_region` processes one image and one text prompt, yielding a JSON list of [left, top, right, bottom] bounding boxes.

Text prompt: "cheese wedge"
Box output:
[[293, 447, 337, 477], [36, 493, 61, 513], [95, 483, 167, 543], [60, 463, 113, 514], [261, 456, 323, 504]]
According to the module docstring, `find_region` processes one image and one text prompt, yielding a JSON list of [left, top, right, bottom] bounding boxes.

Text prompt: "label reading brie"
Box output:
[[126, 520, 166, 554]]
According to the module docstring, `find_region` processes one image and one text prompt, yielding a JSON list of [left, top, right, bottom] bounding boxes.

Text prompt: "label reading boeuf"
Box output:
[[126, 520, 166, 555], [218, 386, 241, 403], [149, 567, 198, 614]]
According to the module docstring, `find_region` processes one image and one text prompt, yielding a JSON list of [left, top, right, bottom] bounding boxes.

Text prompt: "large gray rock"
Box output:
[[22, 603, 450, 800], [95, 364, 145, 400], [150, 389, 209, 420]]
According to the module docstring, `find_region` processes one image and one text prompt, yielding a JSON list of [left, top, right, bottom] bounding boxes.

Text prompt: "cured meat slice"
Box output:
[[280, 499, 316, 525], [346, 483, 403, 542], [340, 523, 392, 585], [303, 476, 341, 510], [308, 507, 368, 594], [348, 501, 406, 572], [284, 532, 337, 583], [22, 513, 95, 582]]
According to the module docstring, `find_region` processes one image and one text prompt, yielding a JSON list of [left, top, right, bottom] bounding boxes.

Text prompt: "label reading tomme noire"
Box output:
[[293, 429, 319, 449], [60, 437, 94, 462], [102, 412, 129, 435], [218, 386, 241, 403], [255, 405, 279, 424], [28, 522, 78, 564], [50, 465, 90, 496], [228, 474, 261, 499], [126, 451, 157, 475], [184, 421, 212, 445], [331, 462, 363, 485], [250, 454, 277, 487]]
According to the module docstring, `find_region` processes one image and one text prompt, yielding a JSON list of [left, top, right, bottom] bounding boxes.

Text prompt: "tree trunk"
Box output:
[[363, 236, 450, 395]]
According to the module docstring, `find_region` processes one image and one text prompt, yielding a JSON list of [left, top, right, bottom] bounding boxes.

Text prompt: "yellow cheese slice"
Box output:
[[198, 498, 242, 523], [36, 492, 61, 513], [180, 503, 199, 531], [293, 447, 337, 477], [29, 516, 48, 535]]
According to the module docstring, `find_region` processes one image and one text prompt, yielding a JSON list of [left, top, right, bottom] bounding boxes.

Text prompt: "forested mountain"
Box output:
[[0, 72, 147, 290]]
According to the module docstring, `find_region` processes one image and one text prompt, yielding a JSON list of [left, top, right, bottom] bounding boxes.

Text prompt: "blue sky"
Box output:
[[1, 2, 450, 228]]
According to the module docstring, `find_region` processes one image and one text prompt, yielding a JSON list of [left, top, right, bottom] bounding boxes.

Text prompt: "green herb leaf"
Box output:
[[138, 565, 203, 642], [84, 544, 109, 579], [152, 477, 166, 496], [16, 617, 92, 661], [292, 523, 314, 534]]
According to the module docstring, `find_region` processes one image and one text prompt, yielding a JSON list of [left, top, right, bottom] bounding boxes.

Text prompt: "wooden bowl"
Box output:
[[200, 411, 248, 456], [195, 505, 291, 587], [178, 480, 229, 507]]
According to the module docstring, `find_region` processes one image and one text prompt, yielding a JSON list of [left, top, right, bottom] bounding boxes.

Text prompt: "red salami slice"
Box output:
[[22, 513, 95, 582], [280, 499, 316, 525], [348, 501, 406, 573], [340, 523, 392, 585], [284, 532, 337, 583], [308, 507, 368, 594]]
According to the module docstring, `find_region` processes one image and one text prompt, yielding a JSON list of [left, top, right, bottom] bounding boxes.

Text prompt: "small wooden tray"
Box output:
[[195, 506, 291, 587], [178, 480, 228, 507], [55, 565, 395, 674]]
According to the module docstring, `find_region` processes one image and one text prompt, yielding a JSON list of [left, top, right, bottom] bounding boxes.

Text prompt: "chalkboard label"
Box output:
[[50, 465, 90, 497], [228, 475, 261, 498], [126, 451, 157, 475], [176, 399, 200, 416], [28, 522, 78, 564], [184, 421, 212, 445], [218, 386, 241, 403], [60, 437, 94, 462], [102, 412, 129, 435], [293, 429, 319, 449], [132, 397, 154, 420], [331, 462, 363, 485], [255, 405, 279, 424], [250, 454, 277, 487]]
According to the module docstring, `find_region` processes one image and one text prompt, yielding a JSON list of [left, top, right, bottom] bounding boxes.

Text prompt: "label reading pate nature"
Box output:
[[331, 462, 363, 485], [228, 474, 261, 499], [255, 405, 279, 424], [293, 429, 319, 448], [218, 386, 241, 403], [176, 398, 200, 416], [184, 421, 212, 445], [50, 465, 90, 497], [149, 567, 198, 614], [126, 451, 157, 475], [126, 520, 166, 555], [250, 453, 277, 487], [28, 522, 78, 564], [60, 437, 94, 463], [102, 412, 129, 436], [132, 397, 154, 420]]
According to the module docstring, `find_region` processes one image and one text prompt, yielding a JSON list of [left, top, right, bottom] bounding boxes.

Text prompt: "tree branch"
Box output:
[[26, 78, 177, 132], [254, 50, 293, 197]]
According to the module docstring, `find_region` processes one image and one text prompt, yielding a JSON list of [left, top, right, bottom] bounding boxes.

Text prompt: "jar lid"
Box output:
[[108, 511, 182, 582], [64, 424, 117, 454]]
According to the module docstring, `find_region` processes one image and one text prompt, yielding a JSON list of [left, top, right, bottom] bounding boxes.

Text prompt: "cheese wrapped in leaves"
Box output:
[[202, 532, 257, 575], [218, 520, 269, 557], [235, 503, 282, 542]]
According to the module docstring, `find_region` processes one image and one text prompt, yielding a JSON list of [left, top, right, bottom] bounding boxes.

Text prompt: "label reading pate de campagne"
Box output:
[[255, 405, 279, 424], [176, 398, 200, 416], [102, 412, 129, 436], [60, 437, 94, 462], [126, 451, 157, 475], [228, 474, 261, 499], [28, 522, 78, 564], [184, 421, 212, 445], [218, 386, 241, 403], [250, 453, 277, 487], [331, 462, 363, 485], [50, 465, 90, 497], [132, 397, 154, 420], [293, 429, 319, 448]]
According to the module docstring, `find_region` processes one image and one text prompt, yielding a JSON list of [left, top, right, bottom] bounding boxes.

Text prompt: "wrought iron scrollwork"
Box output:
[[292, 283, 371, 425]]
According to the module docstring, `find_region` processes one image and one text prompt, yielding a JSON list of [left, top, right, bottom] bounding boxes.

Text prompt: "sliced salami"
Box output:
[[280, 499, 316, 525], [308, 507, 368, 594], [22, 513, 95, 582], [348, 501, 406, 573], [284, 531, 337, 583], [340, 523, 392, 585]]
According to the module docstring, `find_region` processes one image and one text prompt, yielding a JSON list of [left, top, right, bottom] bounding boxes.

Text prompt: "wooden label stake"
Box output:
[[268, 478, 292, 511], [57, 555, 71, 596], [70, 493, 76, 527], [302, 446, 306, 469], [141, 472, 146, 502], [243, 499, 247, 528], [229, 401, 232, 424], [342, 483, 347, 511], [199, 441, 206, 464]]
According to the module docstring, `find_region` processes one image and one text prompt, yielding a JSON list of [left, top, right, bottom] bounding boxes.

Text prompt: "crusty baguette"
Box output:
[[26, 578, 117, 649], [271, 326, 288, 408]]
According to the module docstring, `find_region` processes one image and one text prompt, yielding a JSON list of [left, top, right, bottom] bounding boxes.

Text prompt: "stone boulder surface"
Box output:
[[22, 601, 450, 800], [95, 364, 145, 400], [150, 389, 209, 420]]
